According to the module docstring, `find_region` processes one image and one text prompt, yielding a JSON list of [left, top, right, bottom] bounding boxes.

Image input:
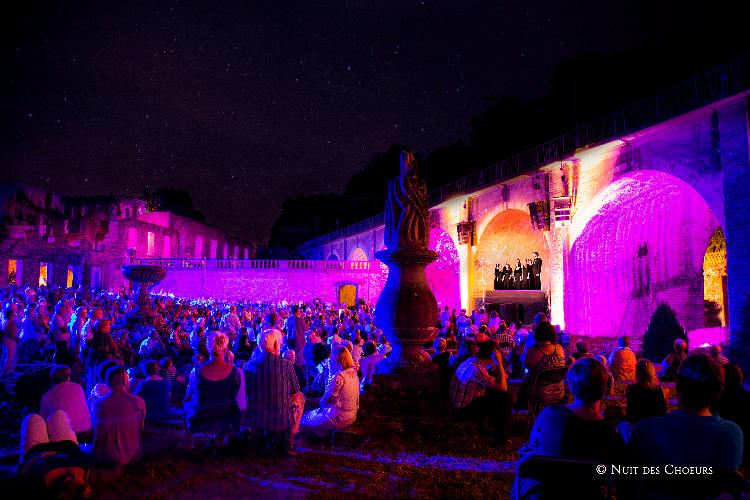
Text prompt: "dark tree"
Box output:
[[147, 188, 205, 222], [641, 302, 688, 361]]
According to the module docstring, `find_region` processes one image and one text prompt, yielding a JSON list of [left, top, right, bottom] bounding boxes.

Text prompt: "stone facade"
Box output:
[[0, 182, 254, 292]]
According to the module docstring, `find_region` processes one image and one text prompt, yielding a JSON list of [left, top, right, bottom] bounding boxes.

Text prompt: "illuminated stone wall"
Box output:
[[300, 94, 750, 351], [154, 266, 382, 305]]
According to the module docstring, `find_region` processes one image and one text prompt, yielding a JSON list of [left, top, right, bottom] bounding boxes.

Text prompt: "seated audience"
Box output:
[[87, 360, 119, 412], [358, 340, 387, 390], [709, 344, 730, 366], [717, 364, 750, 470], [629, 354, 743, 489], [512, 357, 626, 500], [431, 337, 451, 386], [158, 357, 177, 386], [661, 338, 687, 382], [40, 365, 92, 437], [495, 324, 515, 365], [244, 319, 301, 456], [449, 339, 478, 368], [522, 322, 567, 407], [184, 332, 241, 434], [570, 340, 594, 363], [617, 359, 667, 443], [626, 359, 667, 423], [134, 360, 181, 422], [607, 336, 637, 382], [301, 346, 360, 437], [91, 366, 146, 467], [449, 340, 515, 447]]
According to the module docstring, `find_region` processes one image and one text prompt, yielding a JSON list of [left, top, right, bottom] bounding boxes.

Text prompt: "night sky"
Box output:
[[1, 1, 706, 242]]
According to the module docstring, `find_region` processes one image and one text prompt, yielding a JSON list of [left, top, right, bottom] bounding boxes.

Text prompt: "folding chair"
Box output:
[[526, 366, 568, 427]]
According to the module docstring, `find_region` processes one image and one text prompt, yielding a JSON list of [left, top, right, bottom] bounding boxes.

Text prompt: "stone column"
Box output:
[[722, 98, 750, 371]]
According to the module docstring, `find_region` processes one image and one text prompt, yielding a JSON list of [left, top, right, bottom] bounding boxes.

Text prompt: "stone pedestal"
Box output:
[[374, 248, 439, 388]]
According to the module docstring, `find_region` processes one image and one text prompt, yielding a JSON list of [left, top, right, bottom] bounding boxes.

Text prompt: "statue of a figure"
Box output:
[[384, 151, 430, 251]]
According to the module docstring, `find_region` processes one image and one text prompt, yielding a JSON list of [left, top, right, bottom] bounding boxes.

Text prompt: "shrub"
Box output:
[[642, 302, 687, 361]]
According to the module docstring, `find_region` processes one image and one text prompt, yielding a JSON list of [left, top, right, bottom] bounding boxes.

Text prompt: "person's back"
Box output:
[[532, 405, 624, 461], [92, 368, 145, 466], [189, 364, 239, 426], [137, 378, 175, 422], [631, 409, 742, 467], [626, 384, 667, 424], [245, 351, 298, 431], [40, 381, 91, 434], [608, 337, 637, 382], [628, 354, 743, 499]]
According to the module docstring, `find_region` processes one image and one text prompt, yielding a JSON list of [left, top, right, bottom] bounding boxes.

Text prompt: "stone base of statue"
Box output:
[[374, 248, 440, 389]]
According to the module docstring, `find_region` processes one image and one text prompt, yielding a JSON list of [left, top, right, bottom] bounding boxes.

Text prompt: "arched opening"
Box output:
[[337, 283, 358, 306], [475, 209, 549, 295], [327, 253, 339, 261], [567, 170, 720, 338], [703, 227, 728, 327], [348, 247, 368, 261]]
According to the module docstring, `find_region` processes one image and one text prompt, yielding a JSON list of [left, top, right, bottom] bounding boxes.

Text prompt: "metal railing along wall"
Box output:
[[136, 258, 374, 272], [300, 55, 750, 250]]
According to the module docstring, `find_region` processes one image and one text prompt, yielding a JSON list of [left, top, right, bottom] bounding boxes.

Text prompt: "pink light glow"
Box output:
[[426, 228, 461, 309], [566, 170, 720, 338], [371, 228, 460, 309]]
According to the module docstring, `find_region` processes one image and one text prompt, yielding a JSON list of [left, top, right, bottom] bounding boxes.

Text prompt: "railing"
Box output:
[[300, 54, 750, 250], [136, 258, 374, 272]]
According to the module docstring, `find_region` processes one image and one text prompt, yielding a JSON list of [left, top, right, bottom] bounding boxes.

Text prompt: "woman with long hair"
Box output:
[[301, 346, 360, 436]]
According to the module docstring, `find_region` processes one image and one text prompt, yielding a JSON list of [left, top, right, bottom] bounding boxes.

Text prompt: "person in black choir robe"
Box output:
[[524, 259, 533, 290], [505, 263, 515, 290], [514, 260, 523, 290], [532, 252, 542, 290], [494, 264, 501, 290]]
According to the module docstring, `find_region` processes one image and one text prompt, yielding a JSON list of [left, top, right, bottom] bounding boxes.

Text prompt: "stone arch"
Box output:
[[703, 227, 727, 327], [327, 253, 340, 261], [566, 170, 721, 339], [475, 209, 550, 294], [348, 247, 369, 261]]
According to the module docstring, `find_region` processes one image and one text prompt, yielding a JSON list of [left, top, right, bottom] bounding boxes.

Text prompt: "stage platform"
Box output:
[[477, 290, 546, 324]]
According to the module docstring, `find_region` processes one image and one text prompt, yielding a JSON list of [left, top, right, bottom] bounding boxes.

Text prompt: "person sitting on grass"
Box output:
[[40, 364, 92, 439], [134, 360, 182, 423], [301, 346, 360, 438], [607, 335, 637, 382], [449, 340, 515, 448], [91, 366, 145, 467], [244, 322, 300, 456]]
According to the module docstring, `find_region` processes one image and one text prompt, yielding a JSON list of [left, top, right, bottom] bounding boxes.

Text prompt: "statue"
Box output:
[[375, 151, 438, 387], [384, 151, 429, 251]]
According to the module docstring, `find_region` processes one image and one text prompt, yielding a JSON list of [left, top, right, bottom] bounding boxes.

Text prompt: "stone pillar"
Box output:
[[548, 225, 568, 328], [722, 97, 750, 371]]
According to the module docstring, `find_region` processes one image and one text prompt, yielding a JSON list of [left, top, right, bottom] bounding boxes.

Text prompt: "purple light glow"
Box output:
[[566, 170, 720, 338], [372, 229, 460, 309], [425, 228, 461, 309]]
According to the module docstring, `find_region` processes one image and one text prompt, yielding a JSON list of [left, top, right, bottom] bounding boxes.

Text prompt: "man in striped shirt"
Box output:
[[245, 314, 300, 456]]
